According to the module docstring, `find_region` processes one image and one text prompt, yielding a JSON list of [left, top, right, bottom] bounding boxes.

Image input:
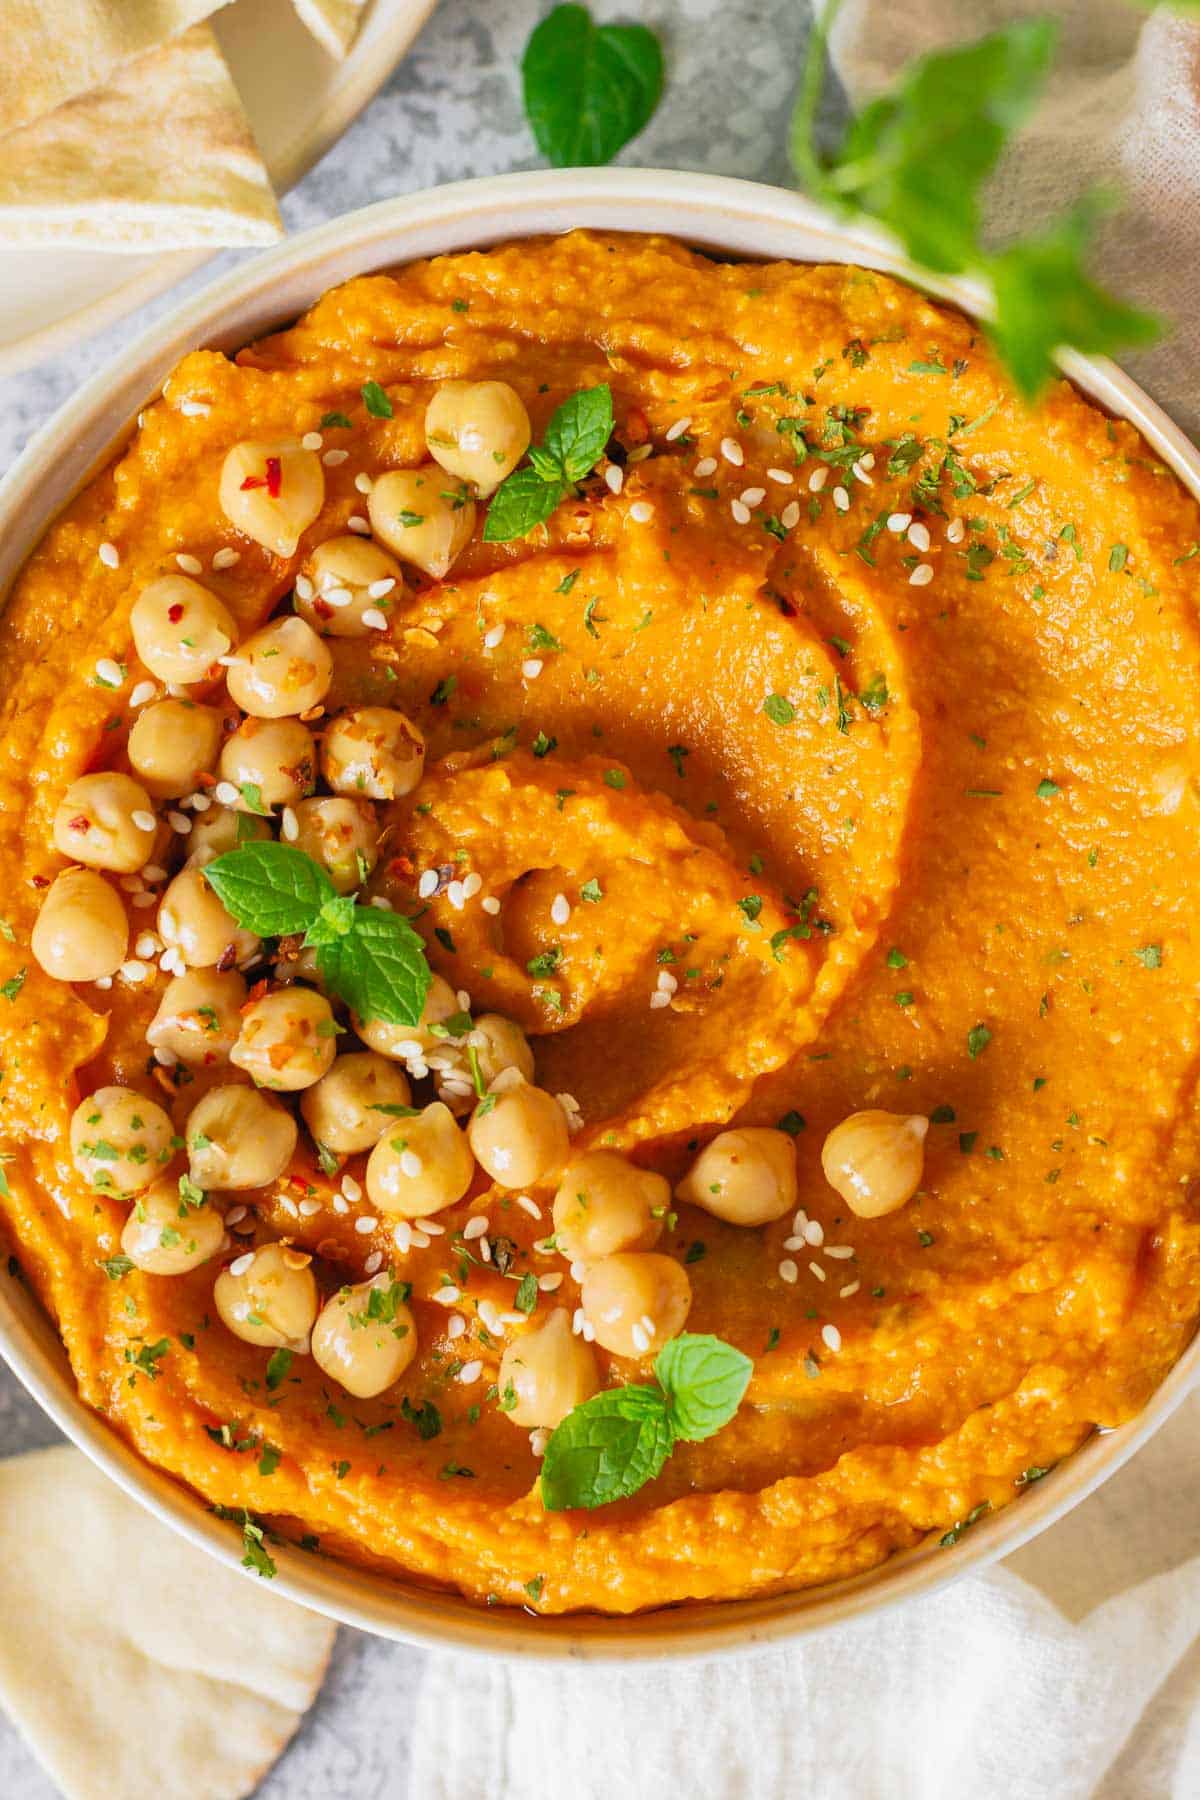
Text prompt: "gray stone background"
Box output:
[[0, 1, 823, 1793]]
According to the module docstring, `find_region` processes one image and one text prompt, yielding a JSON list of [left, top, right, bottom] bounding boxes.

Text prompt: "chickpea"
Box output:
[[218, 439, 325, 557], [367, 467, 476, 579], [355, 973, 461, 1059], [675, 1128, 798, 1227], [121, 1175, 226, 1275], [300, 1052, 412, 1156], [297, 536, 403, 638], [128, 699, 223, 799], [186, 1085, 297, 1190], [70, 1086, 175, 1197], [290, 797, 378, 894], [158, 867, 259, 969], [552, 1150, 668, 1262], [186, 805, 271, 867], [321, 706, 425, 802], [311, 1275, 417, 1399], [32, 868, 127, 982], [225, 616, 332, 720], [217, 716, 315, 812], [214, 1241, 318, 1352], [468, 1074, 569, 1191], [53, 772, 157, 874], [821, 1110, 928, 1219], [365, 1101, 474, 1219], [470, 1013, 534, 1087], [230, 987, 337, 1092], [130, 576, 238, 686], [497, 1308, 599, 1429], [580, 1254, 692, 1359], [425, 381, 531, 497], [146, 967, 247, 1066]]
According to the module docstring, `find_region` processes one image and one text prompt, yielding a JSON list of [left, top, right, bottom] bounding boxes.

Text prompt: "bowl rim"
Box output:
[[2, 166, 1197, 1661]]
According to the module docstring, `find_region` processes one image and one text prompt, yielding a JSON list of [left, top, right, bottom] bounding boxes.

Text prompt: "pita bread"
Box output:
[[0, 1445, 335, 1800], [0, 0, 230, 138], [0, 25, 284, 250], [290, 0, 370, 60]]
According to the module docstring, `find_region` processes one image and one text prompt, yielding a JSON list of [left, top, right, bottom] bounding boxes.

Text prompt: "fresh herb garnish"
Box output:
[[540, 1332, 752, 1511], [521, 3, 664, 168], [204, 843, 430, 1026], [361, 380, 393, 419], [484, 384, 613, 543]]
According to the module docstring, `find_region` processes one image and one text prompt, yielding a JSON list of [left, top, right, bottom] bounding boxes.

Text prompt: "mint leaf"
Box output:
[[302, 893, 359, 948], [986, 198, 1161, 403], [482, 466, 569, 543], [522, 4, 664, 168], [655, 1334, 753, 1443], [265, 1348, 293, 1390], [205, 843, 336, 936], [361, 380, 393, 419], [315, 905, 431, 1027], [540, 1385, 673, 1511], [542, 384, 614, 482]]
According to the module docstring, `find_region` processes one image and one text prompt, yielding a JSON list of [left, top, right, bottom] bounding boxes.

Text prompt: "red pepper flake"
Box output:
[[68, 814, 91, 833], [240, 977, 270, 1010], [30, 874, 50, 890], [387, 854, 416, 880], [168, 602, 185, 623], [240, 475, 268, 491], [266, 456, 282, 498]]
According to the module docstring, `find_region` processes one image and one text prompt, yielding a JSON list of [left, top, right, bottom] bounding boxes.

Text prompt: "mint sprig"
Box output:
[[790, 7, 1160, 400], [204, 843, 431, 1027], [521, 4, 664, 169], [483, 384, 613, 543], [540, 1332, 752, 1511]]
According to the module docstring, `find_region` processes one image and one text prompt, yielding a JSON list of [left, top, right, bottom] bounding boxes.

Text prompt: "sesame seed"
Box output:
[[742, 488, 768, 510], [731, 500, 752, 525], [530, 1428, 550, 1458], [341, 1175, 362, 1202], [516, 1195, 541, 1218], [462, 872, 482, 899], [323, 449, 350, 467], [851, 459, 874, 485], [458, 1359, 483, 1384], [213, 781, 239, 806], [809, 1261, 827, 1282], [649, 990, 671, 1010], [347, 515, 370, 534], [363, 1250, 384, 1274], [393, 1221, 412, 1253], [655, 970, 677, 993], [361, 608, 389, 631], [368, 577, 396, 600], [947, 517, 965, 543], [463, 1215, 488, 1240], [538, 1272, 563, 1291], [120, 960, 150, 983], [522, 658, 544, 680], [840, 1281, 860, 1298], [229, 1251, 255, 1277], [94, 977, 113, 989], [180, 400, 210, 418], [792, 1210, 809, 1235], [224, 1205, 248, 1226], [860, 452, 875, 470], [417, 869, 439, 899], [131, 809, 156, 833], [781, 501, 800, 529], [332, 1194, 349, 1215], [212, 547, 240, 570], [281, 807, 299, 842], [420, 1218, 445, 1236], [324, 587, 353, 608], [481, 896, 501, 916], [142, 864, 167, 882], [783, 1236, 805, 1251], [627, 444, 653, 464], [301, 431, 323, 451], [295, 574, 315, 601], [808, 465, 829, 492], [131, 892, 157, 909], [95, 657, 123, 688], [352, 1215, 378, 1235], [767, 467, 794, 485], [631, 1323, 650, 1353], [629, 501, 654, 523], [604, 463, 624, 494], [167, 810, 191, 834], [98, 542, 120, 568], [665, 416, 692, 441], [694, 457, 718, 478], [446, 880, 465, 910], [400, 1150, 423, 1178], [907, 521, 931, 553], [805, 1220, 825, 1247], [134, 933, 159, 958], [720, 437, 744, 467], [130, 681, 156, 708], [175, 553, 203, 575], [779, 1259, 799, 1284], [824, 1244, 856, 1260], [821, 1323, 842, 1352], [395, 1039, 424, 1059], [832, 486, 850, 513], [447, 1313, 466, 1339], [299, 1197, 322, 1217], [887, 512, 911, 533], [909, 562, 934, 587], [550, 893, 570, 926], [483, 623, 506, 650]]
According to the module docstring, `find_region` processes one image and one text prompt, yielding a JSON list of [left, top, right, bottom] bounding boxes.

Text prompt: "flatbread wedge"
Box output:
[[0, 1444, 335, 1800], [290, 0, 370, 60], [0, 0, 231, 138], [0, 25, 284, 250]]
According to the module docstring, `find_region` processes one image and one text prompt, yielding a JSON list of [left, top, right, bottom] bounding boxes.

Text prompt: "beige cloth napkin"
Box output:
[[408, 5, 1200, 1794]]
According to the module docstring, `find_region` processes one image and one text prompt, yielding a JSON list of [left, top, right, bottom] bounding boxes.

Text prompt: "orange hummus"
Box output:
[[1, 230, 1199, 1614]]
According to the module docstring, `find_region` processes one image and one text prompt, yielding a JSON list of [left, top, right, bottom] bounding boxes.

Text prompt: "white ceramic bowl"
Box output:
[[2, 169, 1197, 1660]]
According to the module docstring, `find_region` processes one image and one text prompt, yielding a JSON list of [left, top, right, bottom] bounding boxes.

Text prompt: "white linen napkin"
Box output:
[[408, 6, 1200, 1794]]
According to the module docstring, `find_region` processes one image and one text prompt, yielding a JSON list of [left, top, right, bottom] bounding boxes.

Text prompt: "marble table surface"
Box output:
[[0, 1, 819, 1794]]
